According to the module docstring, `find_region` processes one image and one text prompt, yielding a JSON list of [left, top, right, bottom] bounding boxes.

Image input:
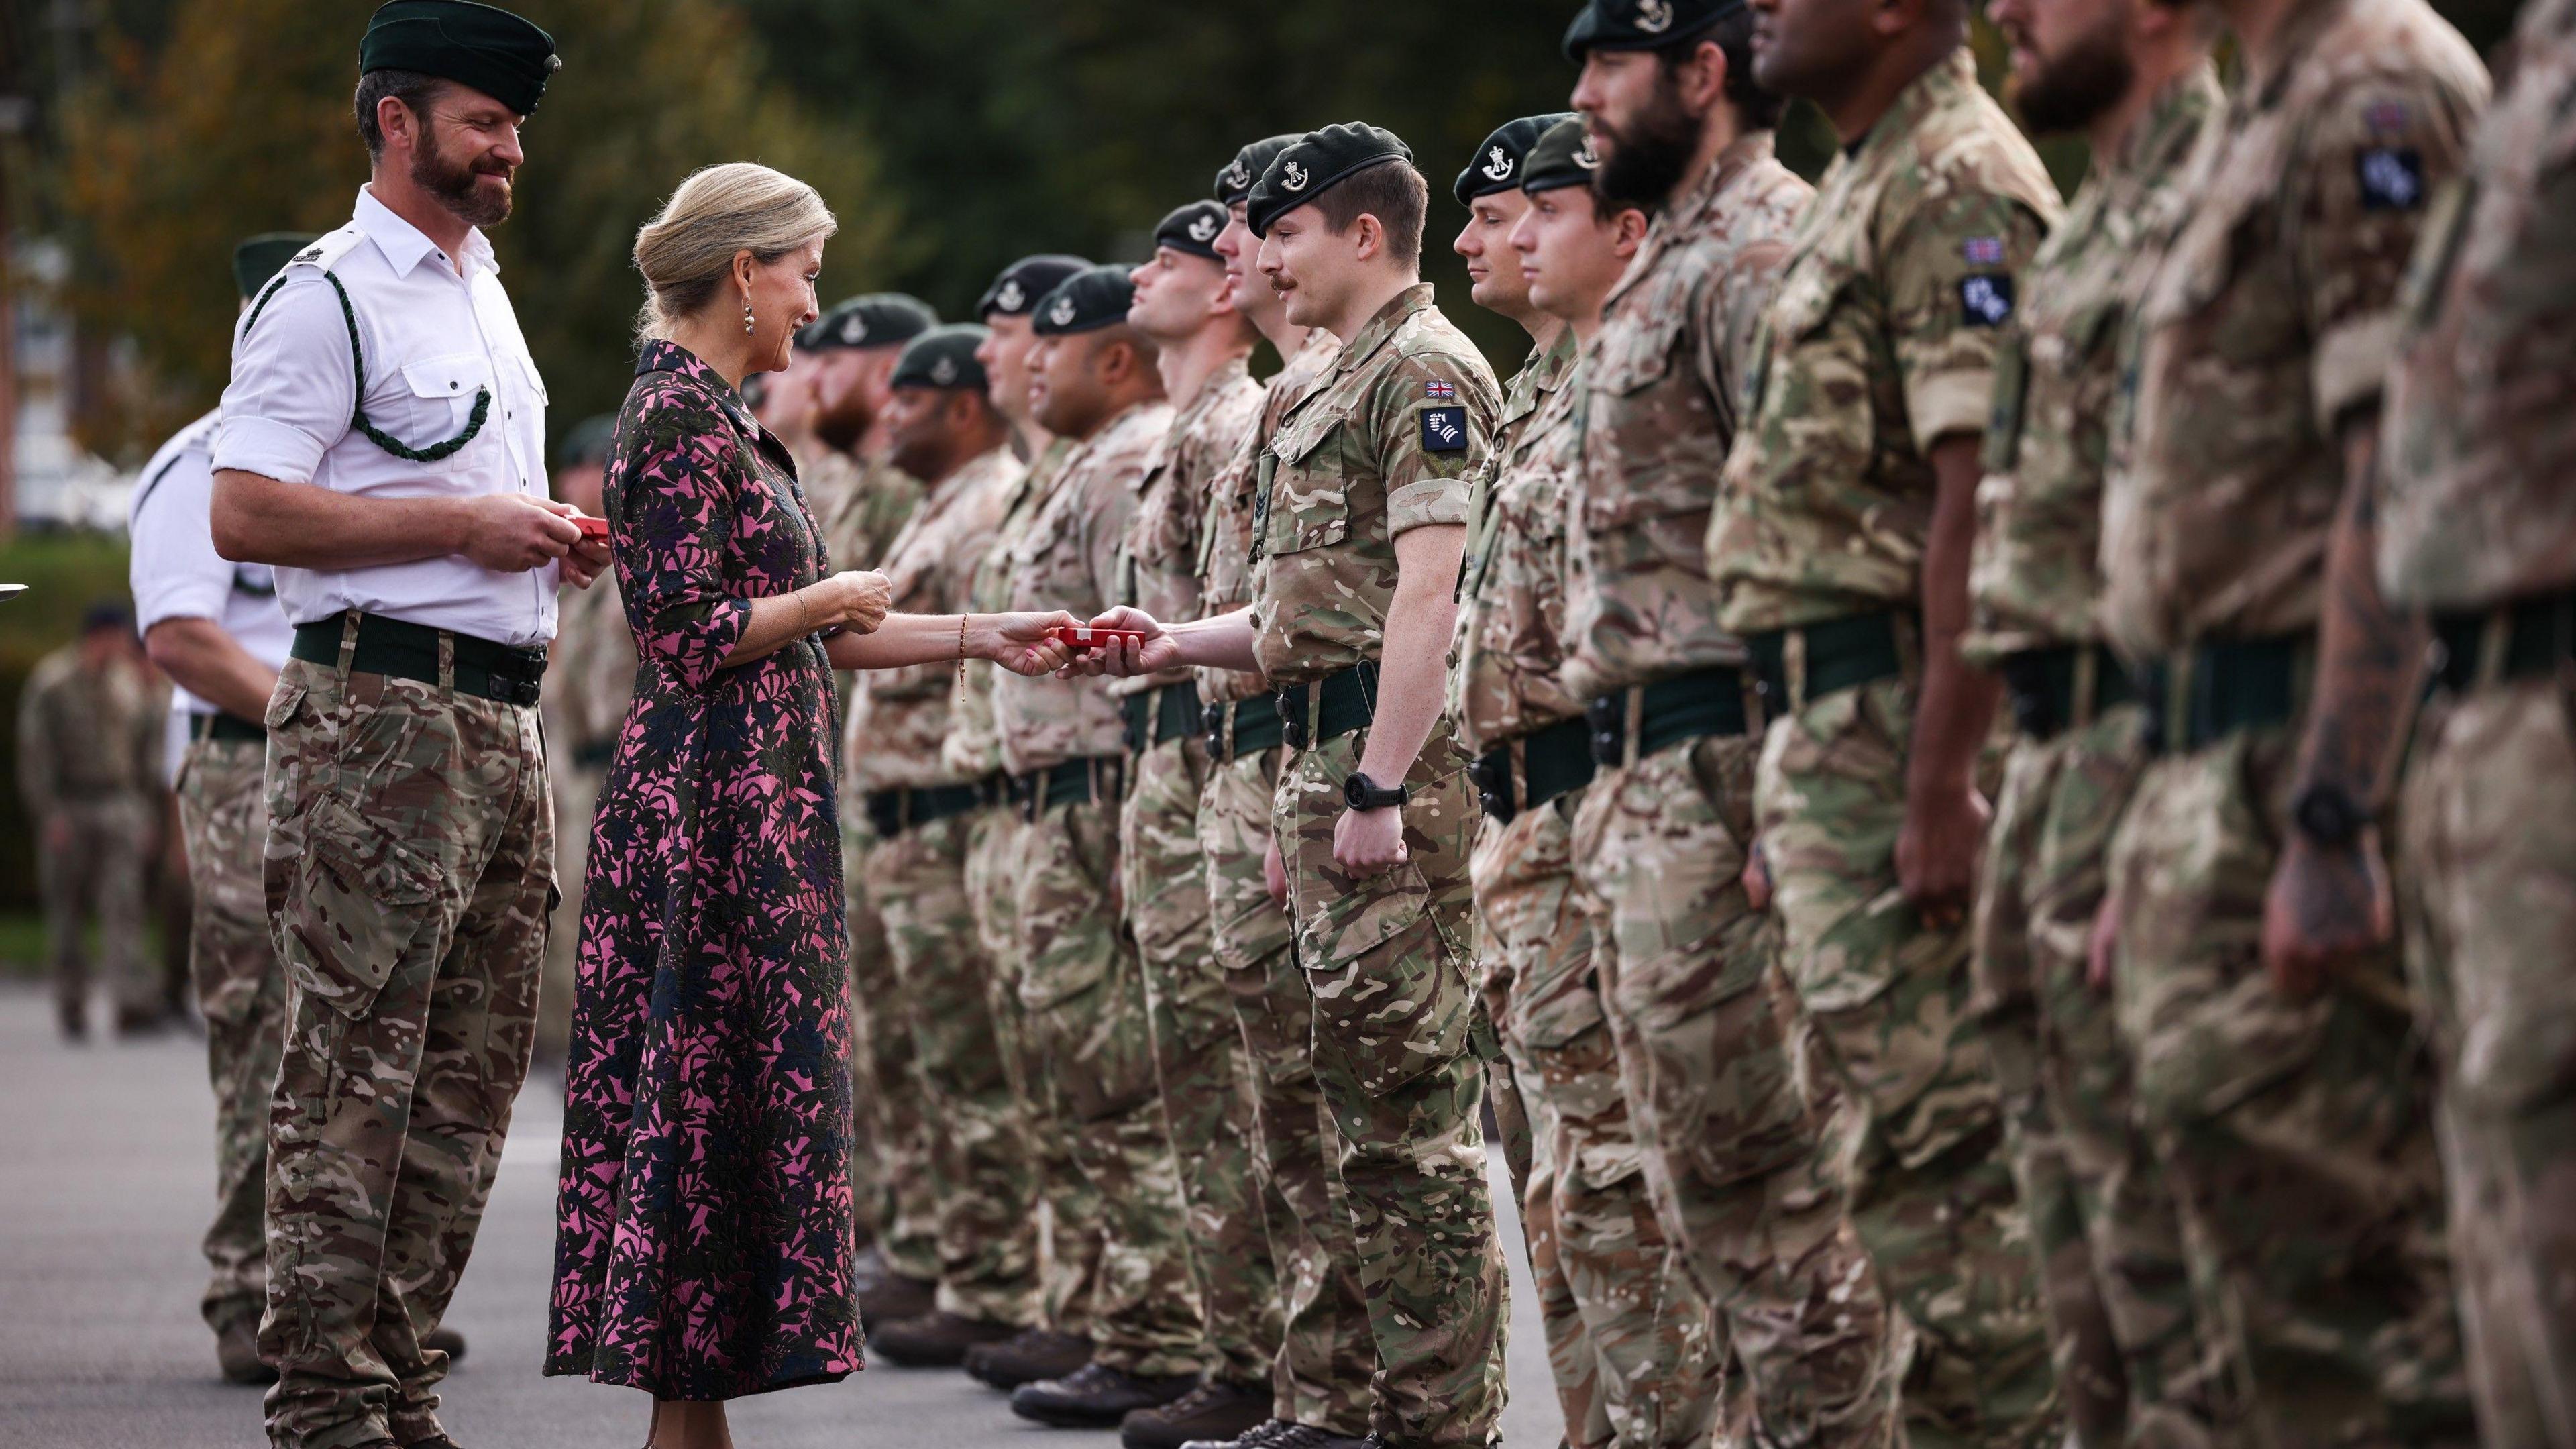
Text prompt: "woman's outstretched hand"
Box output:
[[1057, 606, 1183, 678], [812, 571, 892, 634], [988, 611, 1077, 676]]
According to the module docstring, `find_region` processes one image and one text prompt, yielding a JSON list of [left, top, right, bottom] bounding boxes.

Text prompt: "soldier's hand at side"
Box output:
[[1897, 782, 1990, 928], [2261, 832, 2392, 1000], [1334, 806, 1409, 877], [458, 493, 580, 574], [1741, 837, 1774, 912], [43, 815, 71, 856], [2087, 889, 2121, 994], [1263, 838, 1289, 909]]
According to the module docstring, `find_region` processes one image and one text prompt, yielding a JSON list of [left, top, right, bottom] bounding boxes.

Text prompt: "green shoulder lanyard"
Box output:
[[244, 266, 491, 464]]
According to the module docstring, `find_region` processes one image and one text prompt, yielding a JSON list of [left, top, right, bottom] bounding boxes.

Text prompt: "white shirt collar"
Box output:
[[353, 186, 497, 280]]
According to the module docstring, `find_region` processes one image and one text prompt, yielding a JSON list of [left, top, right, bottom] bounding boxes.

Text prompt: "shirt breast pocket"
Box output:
[[390, 352, 496, 466], [1265, 407, 1352, 555], [1584, 311, 1716, 533]]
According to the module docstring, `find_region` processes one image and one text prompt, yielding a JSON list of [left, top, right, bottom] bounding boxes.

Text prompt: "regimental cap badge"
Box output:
[[1481, 146, 1514, 182], [1637, 0, 1674, 32], [996, 279, 1027, 313], [1282, 160, 1311, 192], [1575, 136, 1600, 170], [841, 313, 869, 345], [1223, 159, 1251, 189], [931, 356, 959, 386], [1188, 213, 1220, 242], [1049, 295, 1077, 327]]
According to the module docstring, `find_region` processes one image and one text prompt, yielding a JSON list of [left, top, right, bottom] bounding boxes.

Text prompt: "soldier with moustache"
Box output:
[[1108, 200, 1282, 1449], [1181, 136, 1379, 1449], [844, 325, 1052, 1372]]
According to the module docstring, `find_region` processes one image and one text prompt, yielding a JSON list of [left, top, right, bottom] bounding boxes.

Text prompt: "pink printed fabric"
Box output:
[[546, 340, 862, 1398]]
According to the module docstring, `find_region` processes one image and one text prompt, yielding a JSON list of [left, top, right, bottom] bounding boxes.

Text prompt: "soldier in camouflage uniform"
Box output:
[[954, 254, 1109, 1393], [1108, 201, 1283, 1449], [207, 10, 594, 1442], [2378, 2, 2576, 1436], [1557, 5, 1901, 1446], [1709, 0, 2065, 1440], [17, 608, 162, 1040], [536, 415, 629, 1067], [1091, 123, 1510, 1448], [992, 265, 1209, 1430], [2096, 0, 2487, 1436], [1183, 133, 1381, 1449], [798, 293, 941, 1318], [1964, 0, 2222, 1440], [1462, 116, 1733, 1449], [846, 326, 1049, 1368]]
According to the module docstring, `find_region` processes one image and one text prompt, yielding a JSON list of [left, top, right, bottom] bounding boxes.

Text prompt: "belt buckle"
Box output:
[[1276, 686, 1309, 751], [1585, 694, 1623, 767], [1469, 751, 1512, 821], [502, 672, 543, 708], [1202, 702, 1227, 759]]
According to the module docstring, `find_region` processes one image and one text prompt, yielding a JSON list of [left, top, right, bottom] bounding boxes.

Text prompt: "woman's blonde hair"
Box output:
[[632, 162, 837, 342]]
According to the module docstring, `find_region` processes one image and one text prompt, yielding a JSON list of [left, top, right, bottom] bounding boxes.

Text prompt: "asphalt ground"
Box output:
[[0, 984, 1562, 1447]]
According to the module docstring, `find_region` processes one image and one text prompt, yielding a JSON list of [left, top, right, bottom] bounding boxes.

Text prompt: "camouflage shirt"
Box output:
[[539, 566, 637, 758], [996, 399, 1170, 774], [1250, 284, 1501, 686], [1563, 133, 1811, 700], [1963, 66, 2220, 664], [845, 445, 1026, 792], [1711, 51, 2061, 635], [815, 448, 926, 576], [15, 647, 160, 815], [1111, 356, 1264, 698], [1194, 331, 1340, 707], [945, 437, 1072, 781], [1449, 347, 1588, 756], [2379, 0, 2576, 612], [2100, 0, 2487, 659]]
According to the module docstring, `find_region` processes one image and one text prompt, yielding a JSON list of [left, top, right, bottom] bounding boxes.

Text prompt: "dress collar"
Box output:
[[353, 186, 496, 280]]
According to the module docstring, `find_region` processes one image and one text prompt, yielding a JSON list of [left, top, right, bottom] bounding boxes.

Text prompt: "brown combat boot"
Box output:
[[965, 1327, 1093, 1389], [213, 1316, 274, 1385], [1120, 1378, 1271, 1448], [869, 1310, 1020, 1367], [856, 1270, 938, 1328]]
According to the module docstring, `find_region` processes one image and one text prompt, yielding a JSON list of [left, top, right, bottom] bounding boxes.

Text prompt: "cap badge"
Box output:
[[1282, 160, 1311, 192], [997, 279, 1027, 312], [843, 315, 868, 343], [1636, 0, 1674, 33], [1049, 295, 1078, 327], [1187, 214, 1220, 242], [931, 356, 959, 386], [1575, 137, 1601, 170], [1480, 146, 1515, 182], [1224, 160, 1251, 189]]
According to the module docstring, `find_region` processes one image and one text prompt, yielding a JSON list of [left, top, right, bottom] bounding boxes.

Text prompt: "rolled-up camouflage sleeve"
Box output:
[[1885, 189, 2052, 453], [1375, 348, 1495, 536]]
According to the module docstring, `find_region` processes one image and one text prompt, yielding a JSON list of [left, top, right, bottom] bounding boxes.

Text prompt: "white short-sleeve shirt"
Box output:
[[128, 409, 295, 721], [213, 186, 556, 647]]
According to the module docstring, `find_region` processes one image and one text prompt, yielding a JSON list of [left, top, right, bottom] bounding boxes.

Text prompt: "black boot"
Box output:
[[1122, 1379, 1272, 1449], [1010, 1362, 1199, 1428], [856, 1271, 938, 1328], [869, 1310, 1020, 1367], [213, 1316, 274, 1385], [423, 1324, 468, 1364], [965, 1327, 1093, 1389]]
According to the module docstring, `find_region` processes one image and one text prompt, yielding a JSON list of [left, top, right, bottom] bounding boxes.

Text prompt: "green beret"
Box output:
[[977, 255, 1091, 321], [1562, 0, 1743, 60], [1455, 115, 1575, 205], [359, 0, 559, 117], [233, 232, 317, 300], [1521, 117, 1605, 195], [557, 414, 617, 470], [1247, 122, 1415, 239], [805, 293, 937, 352], [1030, 265, 1135, 337], [890, 324, 992, 393], [1214, 135, 1303, 207], [1154, 201, 1230, 262]]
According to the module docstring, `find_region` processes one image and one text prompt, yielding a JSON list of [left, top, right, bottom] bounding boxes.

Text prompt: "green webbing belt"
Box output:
[[244, 266, 492, 464]]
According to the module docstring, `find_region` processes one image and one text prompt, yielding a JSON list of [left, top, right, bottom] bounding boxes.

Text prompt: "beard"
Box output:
[[413, 133, 515, 229], [2013, 11, 2135, 136], [812, 383, 873, 454], [1595, 72, 1704, 209]]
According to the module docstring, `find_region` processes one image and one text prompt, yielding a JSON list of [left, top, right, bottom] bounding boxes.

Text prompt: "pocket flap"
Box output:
[[1273, 404, 1348, 467], [281, 796, 442, 1017], [400, 352, 494, 400], [1595, 311, 1685, 396]]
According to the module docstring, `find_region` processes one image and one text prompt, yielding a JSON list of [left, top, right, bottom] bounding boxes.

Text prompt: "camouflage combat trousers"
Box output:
[[40, 794, 154, 1018], [1754, 678, 2054, 1449], [1477, 788, 1725, 1449], [178, 733, 288, 1338], [1126, 733, 1282, 1387], [1275, 727, 1506, 1447], [259, 646, 550, 1449], [1016, 789, 1206, 1377], [965, 804, 1104, 1335], [2400, 674, 2576, 1449], [537, 757, 604, 1064], [1202, 745, 1376, 1436], [1973, 707, 2219, 1449], [875, 809, 1042, 1328], [844, 818, 943, 1285], [1576, 730, 1897, 1449], [2108, 724, 2469, 1448]]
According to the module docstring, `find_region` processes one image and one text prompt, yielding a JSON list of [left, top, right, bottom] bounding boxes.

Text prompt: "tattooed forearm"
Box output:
[[2294, 415, 2430, 808]]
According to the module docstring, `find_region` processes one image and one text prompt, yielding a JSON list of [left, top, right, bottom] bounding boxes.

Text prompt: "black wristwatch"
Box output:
[[1344, 771, 1409, 812], [2291, 781, 2368, 847]]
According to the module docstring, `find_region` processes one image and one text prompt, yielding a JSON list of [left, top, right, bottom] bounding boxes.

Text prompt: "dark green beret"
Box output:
[[1521, 117, 1605, 195], [1455, 115, 1575, 205], [233, 232, 317, 300], [1154, 201, 1230, 262], [890, 324, 992, 393], [977, 254, 1091, 321], [557, 414, 617, 470], [1214, 135, 1303, 207], [806, 293, 937, 352], [1247, 122, 1415, 239], [1030, 265, 1135, 337], [359, 0, 559, 117], [1562, 0, 1743, 60]]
